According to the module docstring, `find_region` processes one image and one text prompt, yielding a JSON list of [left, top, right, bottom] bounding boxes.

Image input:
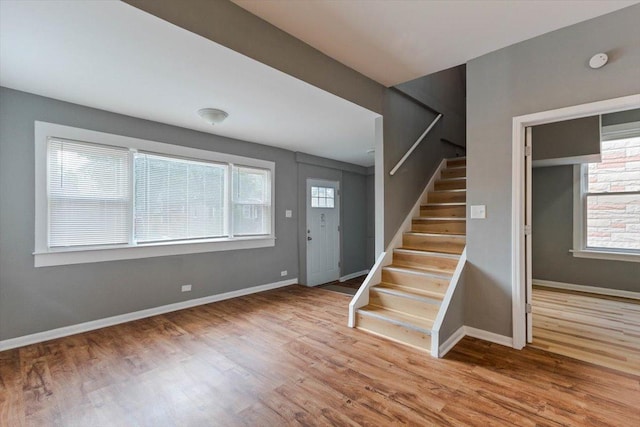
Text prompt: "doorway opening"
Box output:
[[511, 94, 640, 351]]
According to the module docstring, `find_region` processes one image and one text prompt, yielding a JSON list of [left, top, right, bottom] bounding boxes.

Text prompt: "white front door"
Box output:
[[306, 179, 340, 286]]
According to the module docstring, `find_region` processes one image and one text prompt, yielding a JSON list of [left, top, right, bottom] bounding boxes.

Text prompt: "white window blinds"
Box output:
[[41, 128, 274, 263], [134, 153, 227, 243], [47, 139, 131, 247], [232, 166, 271, 236]]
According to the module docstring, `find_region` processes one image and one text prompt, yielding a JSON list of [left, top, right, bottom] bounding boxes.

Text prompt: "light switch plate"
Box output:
[[285, 210, 292, 218], [470, 205, 486, 219]]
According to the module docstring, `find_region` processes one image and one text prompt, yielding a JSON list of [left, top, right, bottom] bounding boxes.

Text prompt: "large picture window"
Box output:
[[574, 121, 640, 262], [35, 122, 274, 267]]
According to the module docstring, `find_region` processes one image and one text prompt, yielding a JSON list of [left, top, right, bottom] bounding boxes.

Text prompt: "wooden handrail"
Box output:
[[389, 113, 442, 176]]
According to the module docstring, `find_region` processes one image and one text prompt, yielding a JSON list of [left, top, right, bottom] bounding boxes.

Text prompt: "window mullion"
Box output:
[[129, 149, 136, 246], [228, 163, 234, 239]]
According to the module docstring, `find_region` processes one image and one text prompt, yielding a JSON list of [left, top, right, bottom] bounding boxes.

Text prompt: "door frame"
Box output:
[[305, 178, 341, 286], [510, 94, 640, 350]]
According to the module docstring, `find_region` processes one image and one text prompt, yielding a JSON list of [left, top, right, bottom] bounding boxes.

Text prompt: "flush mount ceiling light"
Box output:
[[588, 53, 608, 69], [197, 108, 229, 125]]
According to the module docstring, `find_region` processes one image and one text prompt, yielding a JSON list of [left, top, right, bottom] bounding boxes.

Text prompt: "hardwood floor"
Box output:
[[532, 285, 640, 376], [318, 275, 366, 295], [1, 285, 639, 426]]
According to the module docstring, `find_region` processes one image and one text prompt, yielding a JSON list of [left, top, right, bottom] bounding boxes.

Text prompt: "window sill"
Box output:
[[570, 249, 640, 263], [34, 236, 276, 267]]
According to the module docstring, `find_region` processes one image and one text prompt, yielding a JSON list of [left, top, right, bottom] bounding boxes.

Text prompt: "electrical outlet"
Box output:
[[181, 284, 192, 292], [280, 270, 287, 277], [285, 210, 292, 218]]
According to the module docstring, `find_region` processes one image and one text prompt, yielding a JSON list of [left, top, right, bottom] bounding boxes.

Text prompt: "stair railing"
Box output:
[[389, 113, 442, 176]]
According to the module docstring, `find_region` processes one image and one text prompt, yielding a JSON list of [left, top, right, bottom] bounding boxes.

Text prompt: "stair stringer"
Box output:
[[348, 158, 448, 328], [430, 247, 466, 357]]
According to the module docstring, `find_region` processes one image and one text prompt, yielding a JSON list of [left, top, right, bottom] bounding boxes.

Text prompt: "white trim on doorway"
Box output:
[[510, 93, 640, 350]]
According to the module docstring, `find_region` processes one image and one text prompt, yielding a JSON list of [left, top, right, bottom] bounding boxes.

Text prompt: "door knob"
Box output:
[[307, 236, 312, 241]]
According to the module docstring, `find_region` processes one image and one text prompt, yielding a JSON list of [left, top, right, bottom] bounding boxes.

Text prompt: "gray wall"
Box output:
[[365, 168, 375, 266], [395, 65, 467, 147], [438, 268, 466, 345], [532, 166, 639, 292], [295, 155, 372, 284], [382, 89, 461, 246], [532, 116, 600, 162], [0, 87, 368, 340], [602, 108, 640, 126], [124, 0, 384, 115], [466, 4, 640, 337]]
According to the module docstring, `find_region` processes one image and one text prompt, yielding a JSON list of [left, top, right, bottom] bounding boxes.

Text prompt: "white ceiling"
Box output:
[[0, 0, 379, 166], [233, 0, 638, 86]]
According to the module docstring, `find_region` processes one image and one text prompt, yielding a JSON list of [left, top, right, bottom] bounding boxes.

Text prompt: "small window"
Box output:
[[573, 121, 640, 262], [232, 166, 272, 235], [311, 186, 335, 208]]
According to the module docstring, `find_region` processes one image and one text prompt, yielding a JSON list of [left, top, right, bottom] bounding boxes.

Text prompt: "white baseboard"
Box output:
[[533, 279, 640, 300], [435, 325, 513, 357], [339, 270, 370, 282], [438, 326, 466, 357], [464, 326, 513, 348], [0, 278, 298, 352]]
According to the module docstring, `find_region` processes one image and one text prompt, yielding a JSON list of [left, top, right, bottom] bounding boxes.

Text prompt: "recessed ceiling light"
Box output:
[[197, 108, 229, 125]]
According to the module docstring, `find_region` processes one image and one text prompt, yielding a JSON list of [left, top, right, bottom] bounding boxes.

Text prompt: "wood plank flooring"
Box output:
[[1, 285, 639, 426], [532, 285, 640, 376], [318, 275, 366, 295]]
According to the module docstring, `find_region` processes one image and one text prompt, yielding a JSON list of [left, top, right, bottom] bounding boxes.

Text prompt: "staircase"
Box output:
[[354, 157, 466, 352]]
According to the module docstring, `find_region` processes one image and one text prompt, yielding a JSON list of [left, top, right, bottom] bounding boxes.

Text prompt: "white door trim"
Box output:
[[511, 93, 640, 350]]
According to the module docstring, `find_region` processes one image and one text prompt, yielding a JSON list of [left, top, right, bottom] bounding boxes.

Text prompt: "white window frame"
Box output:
[[34, 122, 275, 267], [572, 121, 640, 263]]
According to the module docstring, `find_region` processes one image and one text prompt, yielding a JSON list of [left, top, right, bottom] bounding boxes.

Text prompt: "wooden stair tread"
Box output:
[[375, 282, 446, 302], [389, 261, 455, 275], [394, 248, 461, 259], [421, 202, 466, 207], [382, 264, 452, 278], [412, 217, 466, 221], [358, 305, 435, 331], [404, 232, 466, 239], [430, 189, 466, 193], [410, 230, 465, 236], [437, 177, 466, 182]]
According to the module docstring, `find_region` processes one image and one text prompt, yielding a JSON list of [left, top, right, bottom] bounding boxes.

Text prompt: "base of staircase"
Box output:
[[438, 325, 514, 357]]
